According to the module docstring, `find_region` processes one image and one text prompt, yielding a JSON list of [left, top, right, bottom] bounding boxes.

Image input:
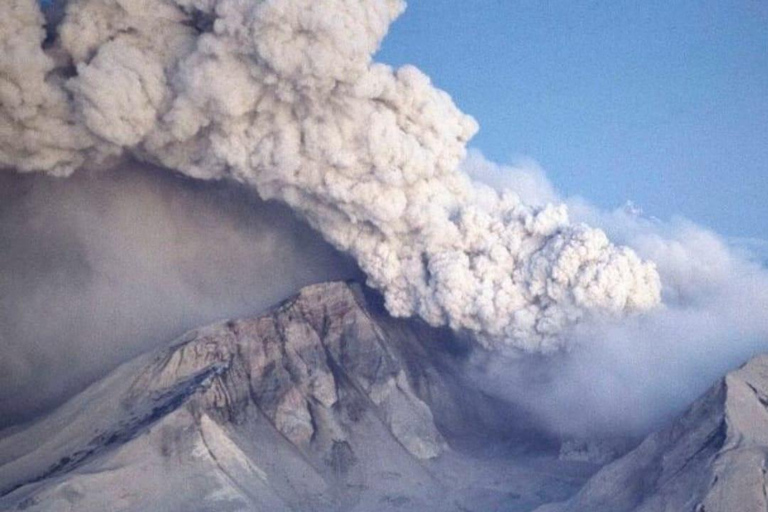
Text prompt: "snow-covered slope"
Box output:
[[0, 282, 592, 512], [537, 354, 768, 512]]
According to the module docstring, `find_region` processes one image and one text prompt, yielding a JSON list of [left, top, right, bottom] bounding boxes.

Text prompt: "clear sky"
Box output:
[[377, 0, 768, 240]]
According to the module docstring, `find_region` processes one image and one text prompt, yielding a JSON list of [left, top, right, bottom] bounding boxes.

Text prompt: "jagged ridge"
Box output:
[[0, 281, 591, 512], [537, 354, 768, 512]]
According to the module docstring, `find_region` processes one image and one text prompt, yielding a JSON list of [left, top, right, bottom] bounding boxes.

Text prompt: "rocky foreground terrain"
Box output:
[[1, 281, 767, 512]]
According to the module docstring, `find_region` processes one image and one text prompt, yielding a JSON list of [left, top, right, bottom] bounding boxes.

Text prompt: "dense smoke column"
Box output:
[[0, 0, 661, 352]]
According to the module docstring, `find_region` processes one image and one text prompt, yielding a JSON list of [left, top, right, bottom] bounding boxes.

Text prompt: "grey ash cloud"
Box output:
[[0, 164, 358, 428]]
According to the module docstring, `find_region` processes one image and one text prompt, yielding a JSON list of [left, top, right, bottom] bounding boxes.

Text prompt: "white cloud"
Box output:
[[466, 150, 768, 436]]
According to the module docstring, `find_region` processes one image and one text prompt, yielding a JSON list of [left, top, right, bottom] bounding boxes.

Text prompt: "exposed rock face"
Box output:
[[0, 281, 594, 512], [0, 282, 450, 511], [129, 281, 446, 460], [6, 280, 768, 512], [537, 354, 768, 512]]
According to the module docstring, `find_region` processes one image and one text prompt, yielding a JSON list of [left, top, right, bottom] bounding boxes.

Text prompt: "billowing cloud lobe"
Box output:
[[0, 0, 661, 351]]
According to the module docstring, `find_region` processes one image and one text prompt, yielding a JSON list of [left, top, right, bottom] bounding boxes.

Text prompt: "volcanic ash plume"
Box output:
[[0, 0, 661, 351]]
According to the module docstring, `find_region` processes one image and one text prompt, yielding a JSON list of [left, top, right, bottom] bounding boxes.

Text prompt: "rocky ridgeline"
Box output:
[[538, 355, 768, 512], [4, 280, 768, 512], [3, 281, 567, 512], [129, 281, 446, 460]]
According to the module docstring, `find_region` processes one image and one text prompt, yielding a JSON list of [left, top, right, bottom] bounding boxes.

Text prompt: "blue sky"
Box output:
[[377, 0, 768, 240]]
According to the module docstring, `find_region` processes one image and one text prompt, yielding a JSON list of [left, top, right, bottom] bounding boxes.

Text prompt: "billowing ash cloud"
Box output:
[[467, 151, 768, 438], [0, 164, 359, 428], [0, 0, 660, 351]]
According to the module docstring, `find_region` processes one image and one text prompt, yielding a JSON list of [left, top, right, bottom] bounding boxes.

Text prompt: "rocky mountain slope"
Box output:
[[6, 280, 765, 512], [537, 354, 768, 512], [0, 281, 592, 512]]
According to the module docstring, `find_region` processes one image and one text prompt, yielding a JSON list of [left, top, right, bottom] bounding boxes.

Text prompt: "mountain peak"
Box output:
[[0, 280, 452, 510], [537, 352, 768, 512], [721, 354, 768, 446], [1, 280, 590, 512], [9, 280, 763, 512]]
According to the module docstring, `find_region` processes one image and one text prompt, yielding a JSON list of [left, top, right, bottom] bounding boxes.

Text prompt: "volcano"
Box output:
[[0, 282, 594, 512], [538, 354, 768, 512], [3, 281, 767, 511]]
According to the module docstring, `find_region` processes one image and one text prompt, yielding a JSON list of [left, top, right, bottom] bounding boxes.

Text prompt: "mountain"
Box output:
[[7, 280, 764, 512], [0, 281, 593, 512], [536, 354, 768, 512]]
